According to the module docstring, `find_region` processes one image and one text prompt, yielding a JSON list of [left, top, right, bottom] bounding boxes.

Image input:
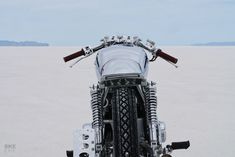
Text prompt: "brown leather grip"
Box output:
[[157, 49, 178, 64], [63, 49, 85, 62]]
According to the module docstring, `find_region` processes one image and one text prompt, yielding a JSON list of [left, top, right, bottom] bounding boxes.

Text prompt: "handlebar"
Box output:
[[156, 49, 178, 64], [63, 49, 85, 62], [63, 36, 178, 67], [63, 44, 105, 63]]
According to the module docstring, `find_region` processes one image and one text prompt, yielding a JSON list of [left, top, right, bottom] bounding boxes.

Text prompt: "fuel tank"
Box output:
[[95, 45, 149, 80]]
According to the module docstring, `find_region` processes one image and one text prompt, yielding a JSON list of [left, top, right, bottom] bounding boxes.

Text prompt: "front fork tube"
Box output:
[[90, 85, 103, 157], [146, 82, 161, 157], [94, 128, 103, 157]]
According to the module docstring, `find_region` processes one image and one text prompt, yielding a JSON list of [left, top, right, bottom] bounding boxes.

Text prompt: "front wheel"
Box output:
[[112, 87, 139, 157]]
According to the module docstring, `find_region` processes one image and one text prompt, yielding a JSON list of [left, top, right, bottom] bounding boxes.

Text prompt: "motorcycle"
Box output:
[[64, 36, 190, 157]]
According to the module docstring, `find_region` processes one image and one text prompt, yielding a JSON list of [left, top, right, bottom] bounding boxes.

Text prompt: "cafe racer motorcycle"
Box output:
[[64, 36, 190, 157]]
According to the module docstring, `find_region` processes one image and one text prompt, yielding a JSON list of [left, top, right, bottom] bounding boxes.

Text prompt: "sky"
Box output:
[[0, 0, 234, 46]]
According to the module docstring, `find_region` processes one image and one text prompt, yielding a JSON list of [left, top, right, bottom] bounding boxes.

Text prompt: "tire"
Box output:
[[112, 87, 139, 157]]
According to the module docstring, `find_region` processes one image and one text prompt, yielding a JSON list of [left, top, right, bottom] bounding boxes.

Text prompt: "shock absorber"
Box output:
[[145, 81, 159, 156], [90, 85, 103, 156]]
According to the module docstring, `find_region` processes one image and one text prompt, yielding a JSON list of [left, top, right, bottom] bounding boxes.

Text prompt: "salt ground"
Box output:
[[0, 47, 234, 157]]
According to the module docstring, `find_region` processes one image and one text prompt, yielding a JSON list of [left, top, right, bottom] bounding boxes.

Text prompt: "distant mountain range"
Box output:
[[1, 40, 234, 46], [0, 40, 49, 46], [193, 42, 235, 46]]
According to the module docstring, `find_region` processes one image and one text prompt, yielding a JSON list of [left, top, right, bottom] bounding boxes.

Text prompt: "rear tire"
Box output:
[[112, 87, 139, 157]]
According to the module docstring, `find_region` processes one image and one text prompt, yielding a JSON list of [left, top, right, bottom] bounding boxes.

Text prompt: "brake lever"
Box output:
[[166, 60, 178, 68], [69, 56, 88, 68]]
